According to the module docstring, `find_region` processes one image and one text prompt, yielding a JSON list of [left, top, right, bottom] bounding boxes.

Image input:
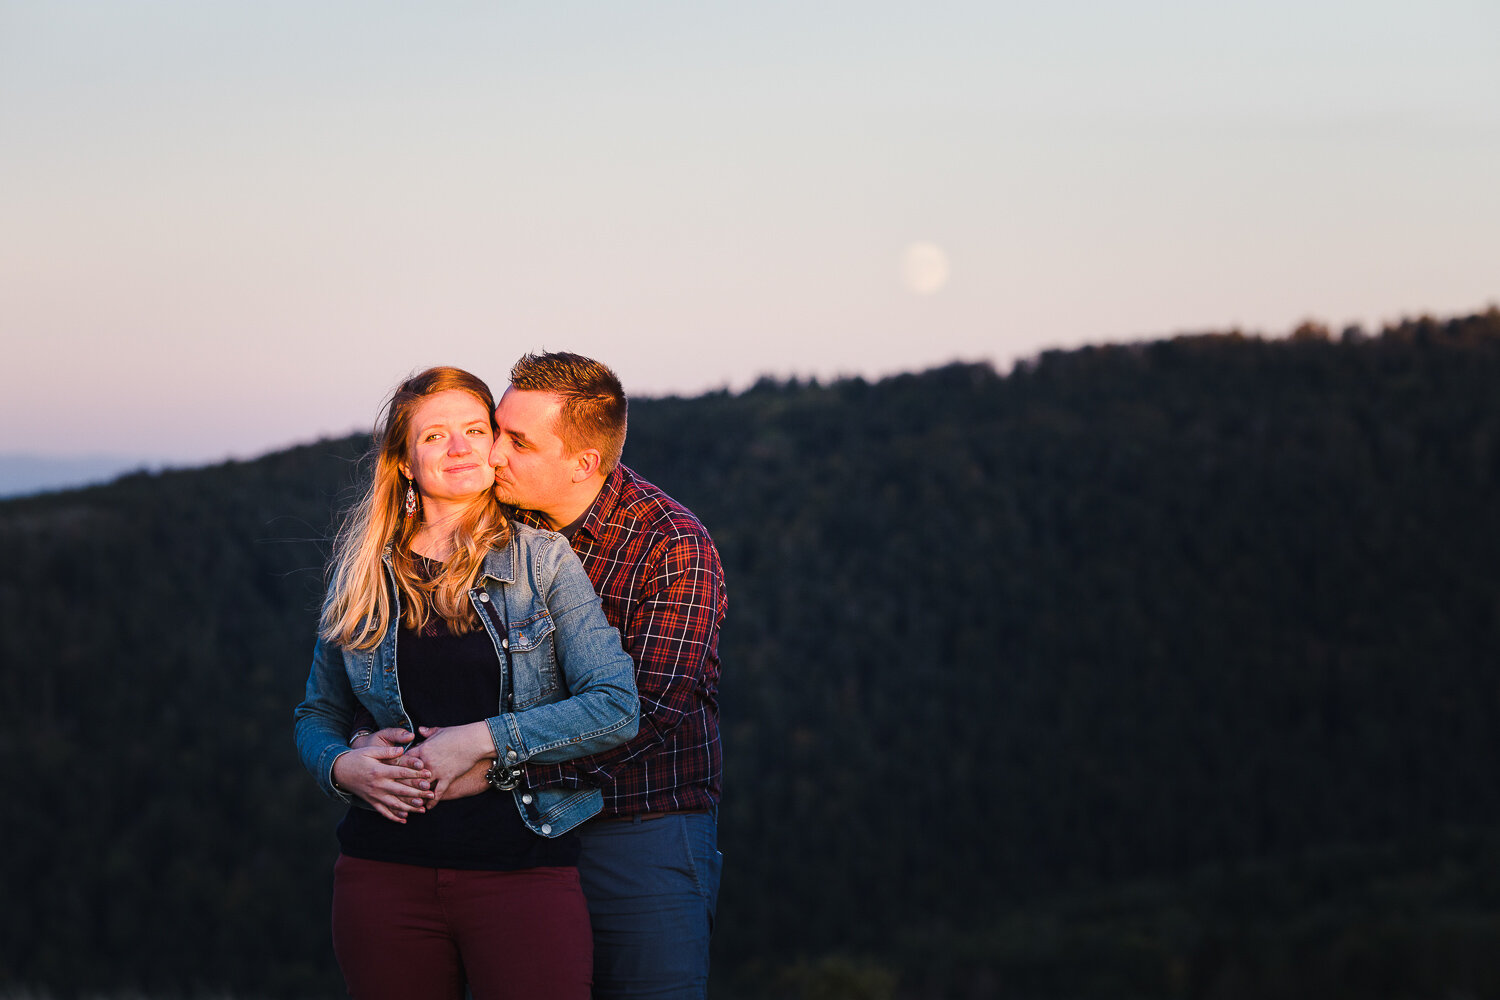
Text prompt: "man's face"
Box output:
[[489, 387, 579, 520]]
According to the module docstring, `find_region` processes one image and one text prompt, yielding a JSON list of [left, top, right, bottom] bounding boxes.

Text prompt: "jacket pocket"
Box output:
[[343, 647, 375, 694], [508, 609, 558, 709]]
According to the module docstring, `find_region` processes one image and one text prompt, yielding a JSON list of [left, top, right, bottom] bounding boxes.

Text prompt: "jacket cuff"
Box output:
[[322, 747, 355, 805]]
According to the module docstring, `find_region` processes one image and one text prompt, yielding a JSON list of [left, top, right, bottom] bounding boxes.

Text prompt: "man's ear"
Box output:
[[571, 449, 603, 483]]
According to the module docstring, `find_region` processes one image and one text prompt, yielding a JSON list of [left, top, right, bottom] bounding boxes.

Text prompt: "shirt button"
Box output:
[[521, 794, 533, 805], [540, 824, 552, 835]]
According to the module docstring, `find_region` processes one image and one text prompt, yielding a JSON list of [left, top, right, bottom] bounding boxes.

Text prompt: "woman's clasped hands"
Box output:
[[336, 724, 497, 823], [331, 728, 433, 823]]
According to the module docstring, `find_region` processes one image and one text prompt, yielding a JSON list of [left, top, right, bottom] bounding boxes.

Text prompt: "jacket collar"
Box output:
[[477, 536, 517, 585]]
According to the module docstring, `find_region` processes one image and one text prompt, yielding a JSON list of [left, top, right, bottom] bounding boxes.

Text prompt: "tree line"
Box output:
[[4, 308, 1500, 998]]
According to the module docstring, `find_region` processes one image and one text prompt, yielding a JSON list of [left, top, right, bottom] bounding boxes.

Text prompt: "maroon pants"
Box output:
[[331, 855, 592, 1000]]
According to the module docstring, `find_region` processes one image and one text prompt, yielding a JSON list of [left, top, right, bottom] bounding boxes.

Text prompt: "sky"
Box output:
[[3, 1, 1497, 484]]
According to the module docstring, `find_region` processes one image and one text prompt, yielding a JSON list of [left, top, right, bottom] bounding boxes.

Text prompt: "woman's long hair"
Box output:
[[320, 367, 511, 651]]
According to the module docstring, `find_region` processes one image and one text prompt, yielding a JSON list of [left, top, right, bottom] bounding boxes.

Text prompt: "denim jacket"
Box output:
[[294, 523, 639, 838]]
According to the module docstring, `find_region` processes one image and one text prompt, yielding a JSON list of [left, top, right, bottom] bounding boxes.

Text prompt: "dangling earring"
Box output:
[[404, 480, 418, 519]]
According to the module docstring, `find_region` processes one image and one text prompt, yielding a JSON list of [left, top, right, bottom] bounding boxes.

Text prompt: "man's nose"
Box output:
[[488, 440, 506, 466]]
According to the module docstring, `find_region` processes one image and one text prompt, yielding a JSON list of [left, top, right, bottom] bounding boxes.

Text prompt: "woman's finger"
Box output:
[[392, 774, 432, 791]]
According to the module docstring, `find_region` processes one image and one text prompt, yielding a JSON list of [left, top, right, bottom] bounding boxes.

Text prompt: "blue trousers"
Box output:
[[576, 810, 722, 1000]]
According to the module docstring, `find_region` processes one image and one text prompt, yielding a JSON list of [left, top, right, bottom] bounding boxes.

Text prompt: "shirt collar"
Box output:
[[574, 464, 628, 543]]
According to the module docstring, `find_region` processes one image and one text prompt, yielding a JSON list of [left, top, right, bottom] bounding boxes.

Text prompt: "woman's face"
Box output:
[[401, 389, 496, 507]]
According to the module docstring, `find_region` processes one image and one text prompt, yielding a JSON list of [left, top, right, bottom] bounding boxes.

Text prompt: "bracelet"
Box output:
[[347, 729, 374, 747]]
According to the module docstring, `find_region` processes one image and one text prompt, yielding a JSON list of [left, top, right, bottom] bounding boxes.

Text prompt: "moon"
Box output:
[[901, 242, 950, 295]]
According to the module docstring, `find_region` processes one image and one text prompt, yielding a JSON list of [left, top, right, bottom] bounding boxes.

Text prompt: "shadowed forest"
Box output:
[[4, 309, 1500, 999]]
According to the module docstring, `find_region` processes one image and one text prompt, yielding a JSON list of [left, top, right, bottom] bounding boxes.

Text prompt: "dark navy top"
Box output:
[[337, 565, 579, 870]]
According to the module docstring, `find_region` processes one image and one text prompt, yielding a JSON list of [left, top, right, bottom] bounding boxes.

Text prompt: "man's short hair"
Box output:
[[510, 351, 628, 475]]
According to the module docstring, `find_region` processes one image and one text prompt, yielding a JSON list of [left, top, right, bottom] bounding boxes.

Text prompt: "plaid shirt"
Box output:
[[518, 463, 726, 817]]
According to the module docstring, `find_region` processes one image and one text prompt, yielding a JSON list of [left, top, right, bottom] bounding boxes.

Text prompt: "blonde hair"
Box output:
[[320, 366, 512, 650], [510, 351, 628, 474]]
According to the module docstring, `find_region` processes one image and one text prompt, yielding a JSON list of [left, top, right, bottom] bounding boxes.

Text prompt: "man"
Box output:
[[489, 351, 726, 1000]]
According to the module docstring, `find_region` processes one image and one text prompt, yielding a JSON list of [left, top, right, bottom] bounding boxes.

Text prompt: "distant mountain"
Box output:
[[0, 453, 161, 498], [6, 309, 1500, 999]]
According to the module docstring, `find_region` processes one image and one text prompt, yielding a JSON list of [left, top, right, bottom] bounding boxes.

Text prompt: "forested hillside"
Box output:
[[5, 310, 1500, 999]]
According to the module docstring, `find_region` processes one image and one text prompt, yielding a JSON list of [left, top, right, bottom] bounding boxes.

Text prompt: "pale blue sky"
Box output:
[[3, 1, 1496, 472]]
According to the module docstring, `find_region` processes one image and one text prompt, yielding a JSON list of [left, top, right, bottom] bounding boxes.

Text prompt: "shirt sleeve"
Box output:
[[523, 526, 723, 789], [349, 703, 378, 737]]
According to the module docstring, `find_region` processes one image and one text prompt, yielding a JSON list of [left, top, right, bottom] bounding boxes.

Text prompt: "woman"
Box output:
[[293, 366, 638, 1000]]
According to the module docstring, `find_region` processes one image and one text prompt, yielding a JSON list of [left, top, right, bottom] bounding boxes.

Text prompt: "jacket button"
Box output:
[[521, 794, 533, 805], [506, 749, 518, 761], [478, 592, 490, 603], [540, 824, 552, 835]]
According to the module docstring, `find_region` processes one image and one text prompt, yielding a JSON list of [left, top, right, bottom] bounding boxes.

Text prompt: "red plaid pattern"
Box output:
[[518, 464, 726, 817]]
